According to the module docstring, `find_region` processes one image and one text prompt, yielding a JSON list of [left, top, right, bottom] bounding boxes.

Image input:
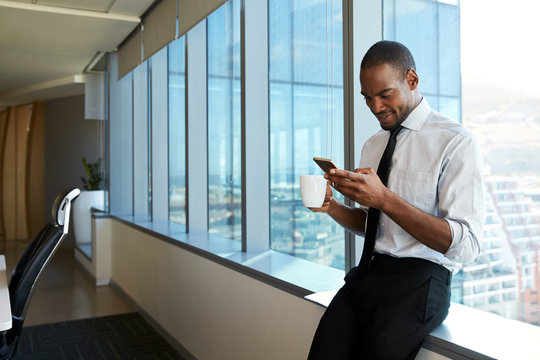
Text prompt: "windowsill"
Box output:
[[75, 243, 92, 260], [110, 214, 344, 296], [106, 214, 540, 360]]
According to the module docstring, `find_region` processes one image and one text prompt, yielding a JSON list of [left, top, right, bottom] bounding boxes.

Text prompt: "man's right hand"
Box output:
[[307, 180, 367, 236], [308, 182, 333, 213]]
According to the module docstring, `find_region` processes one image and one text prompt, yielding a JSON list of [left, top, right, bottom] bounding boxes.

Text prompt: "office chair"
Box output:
[[0, 187, 80, 360]]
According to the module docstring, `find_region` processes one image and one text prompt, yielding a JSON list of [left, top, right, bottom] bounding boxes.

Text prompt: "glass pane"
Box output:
[[385, 0, 540, 328], [460, 0, 540, 328], [108, 59, 133, 215], [168, 37, 187, 225], [438, 3, 461, 96], [207, 0, 242, 241], [132, 61, 150, 220], [269, 0, 345, 270], [383, 0, 460, 120]]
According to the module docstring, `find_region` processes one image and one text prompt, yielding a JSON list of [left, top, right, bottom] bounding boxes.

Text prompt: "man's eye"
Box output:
[[381, 93, 391, 98]]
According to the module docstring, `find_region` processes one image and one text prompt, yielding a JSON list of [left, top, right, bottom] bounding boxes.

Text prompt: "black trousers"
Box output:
[[308, 254, 451, 360]]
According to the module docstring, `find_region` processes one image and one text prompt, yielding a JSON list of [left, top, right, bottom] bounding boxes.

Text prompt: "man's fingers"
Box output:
[[331, 168, 373, 179], [329, 168, 349, 177], [354, 168, 372, 175]]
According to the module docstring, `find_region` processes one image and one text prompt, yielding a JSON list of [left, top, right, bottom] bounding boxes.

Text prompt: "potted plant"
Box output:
[[73, 158, 105, 256], [81, 157, 103, 190]]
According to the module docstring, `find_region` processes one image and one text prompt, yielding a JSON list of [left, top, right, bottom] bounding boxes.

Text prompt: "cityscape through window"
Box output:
[[269, 0, 345, 270], [168, 37, 186, 225], [458, 0, 540, 327], [207, 0, 242, 240], [385, 0, 540, 327]]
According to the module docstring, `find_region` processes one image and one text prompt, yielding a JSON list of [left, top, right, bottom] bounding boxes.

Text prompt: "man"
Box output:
[[307, 41, 484, 359]]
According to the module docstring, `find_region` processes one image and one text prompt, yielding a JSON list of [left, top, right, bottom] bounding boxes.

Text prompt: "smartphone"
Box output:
[[313, 157, 338, 174]]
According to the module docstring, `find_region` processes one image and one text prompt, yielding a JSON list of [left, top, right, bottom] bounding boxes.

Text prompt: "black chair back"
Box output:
[[0, 187, 80, 360]]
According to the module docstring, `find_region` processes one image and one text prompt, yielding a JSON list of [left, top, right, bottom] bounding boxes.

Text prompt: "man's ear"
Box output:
[[406, 69, 419, 90]]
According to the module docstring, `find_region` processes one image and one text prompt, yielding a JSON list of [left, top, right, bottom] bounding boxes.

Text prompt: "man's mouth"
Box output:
[[375, 111, 393, 122]]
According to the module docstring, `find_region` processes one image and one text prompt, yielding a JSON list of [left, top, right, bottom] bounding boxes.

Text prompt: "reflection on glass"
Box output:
[[168, 37, 186, 225], [269, 0, 345, 270], [385, 0, 540, 327], [207, 0, 242, 240]]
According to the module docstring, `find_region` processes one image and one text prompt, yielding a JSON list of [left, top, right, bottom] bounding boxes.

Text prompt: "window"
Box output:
[[268, 0, 345, 270], [384, 0, 540, 328], [207, 0, 242, 241], [109, 56, 133, 215], [168, 37, 187, 225], [132, 60, 151, 220], [383, 0, 461, 120], [460, 0, 540, 328]]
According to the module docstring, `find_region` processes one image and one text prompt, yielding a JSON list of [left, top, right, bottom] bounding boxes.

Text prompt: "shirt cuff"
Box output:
[[444, 218, 479, 264]]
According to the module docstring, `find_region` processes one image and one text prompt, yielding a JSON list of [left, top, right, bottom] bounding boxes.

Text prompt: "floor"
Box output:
[[4, 240, 135, 327]]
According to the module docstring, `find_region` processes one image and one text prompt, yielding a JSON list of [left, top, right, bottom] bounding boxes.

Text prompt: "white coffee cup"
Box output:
[[300, 175, 327, 208]]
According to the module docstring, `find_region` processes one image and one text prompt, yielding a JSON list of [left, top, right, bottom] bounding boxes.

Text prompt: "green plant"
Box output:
[[81, 157, 103, 190]]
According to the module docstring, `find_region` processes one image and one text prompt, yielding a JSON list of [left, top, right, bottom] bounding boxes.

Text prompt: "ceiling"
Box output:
[[0, 0, 155, 108]]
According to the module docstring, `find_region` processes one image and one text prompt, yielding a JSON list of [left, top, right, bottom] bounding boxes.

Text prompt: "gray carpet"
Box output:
[[13, 312, 184, 359]]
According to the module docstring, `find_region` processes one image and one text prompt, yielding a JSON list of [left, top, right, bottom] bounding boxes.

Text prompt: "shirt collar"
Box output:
[[400, 97, 431, 132]]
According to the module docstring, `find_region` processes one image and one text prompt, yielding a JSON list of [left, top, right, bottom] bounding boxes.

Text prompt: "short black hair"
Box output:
[[361, 40, 416, 79]]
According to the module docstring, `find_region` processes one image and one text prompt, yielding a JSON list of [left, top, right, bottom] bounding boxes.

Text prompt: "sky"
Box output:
[[460, 0, 540, 96]]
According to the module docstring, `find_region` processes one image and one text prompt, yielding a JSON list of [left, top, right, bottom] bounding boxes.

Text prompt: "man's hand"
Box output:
[[327, 168, 453, 254], [308, 182, 333, 213], [306, 179, 368, 236], [325, 168, 388, 210]]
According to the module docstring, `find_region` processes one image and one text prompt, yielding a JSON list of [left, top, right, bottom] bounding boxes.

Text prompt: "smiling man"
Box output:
[[307, 41, 485, 359]]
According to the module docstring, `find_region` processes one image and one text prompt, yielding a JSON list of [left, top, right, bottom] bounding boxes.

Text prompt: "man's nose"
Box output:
[[371, 97, 384, 113]]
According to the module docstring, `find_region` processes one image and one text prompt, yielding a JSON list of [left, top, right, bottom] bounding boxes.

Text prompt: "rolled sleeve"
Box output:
[[444, 218, 481, 263]]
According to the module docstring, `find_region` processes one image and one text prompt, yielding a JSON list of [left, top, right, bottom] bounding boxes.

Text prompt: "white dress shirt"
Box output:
[[358, 98, 484, 273]]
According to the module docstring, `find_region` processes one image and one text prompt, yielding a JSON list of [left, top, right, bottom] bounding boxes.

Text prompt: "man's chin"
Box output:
[[380, 121, 403, 132], [376, 113, 399, 130], [379, 121, 396, 131]]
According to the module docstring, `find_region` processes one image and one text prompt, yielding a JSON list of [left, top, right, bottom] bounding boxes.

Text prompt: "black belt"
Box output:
[[370, 253, 451, 283]]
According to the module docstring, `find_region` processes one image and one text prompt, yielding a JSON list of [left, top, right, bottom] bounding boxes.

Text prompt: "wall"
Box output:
[[44, 94, 102, 247], [103, 219, 323, 359], [94, 218, 450, 360]]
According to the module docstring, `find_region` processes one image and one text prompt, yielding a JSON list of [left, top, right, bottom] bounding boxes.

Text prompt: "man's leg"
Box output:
[[359, 270, 450, 359], [308, 281, 360, 359]]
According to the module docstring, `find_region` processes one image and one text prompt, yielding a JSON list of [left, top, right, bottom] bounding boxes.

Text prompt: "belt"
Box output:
[[370, 253, 451, 283]]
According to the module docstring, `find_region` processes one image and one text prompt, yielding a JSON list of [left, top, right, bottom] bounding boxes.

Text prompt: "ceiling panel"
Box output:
[[0, 0, 154, 106], [37, 0, 116, 12], [108, 0, 155, 16]]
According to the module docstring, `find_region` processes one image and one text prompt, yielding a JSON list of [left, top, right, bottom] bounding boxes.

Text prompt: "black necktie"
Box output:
[[358, 126, 403, 271]]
